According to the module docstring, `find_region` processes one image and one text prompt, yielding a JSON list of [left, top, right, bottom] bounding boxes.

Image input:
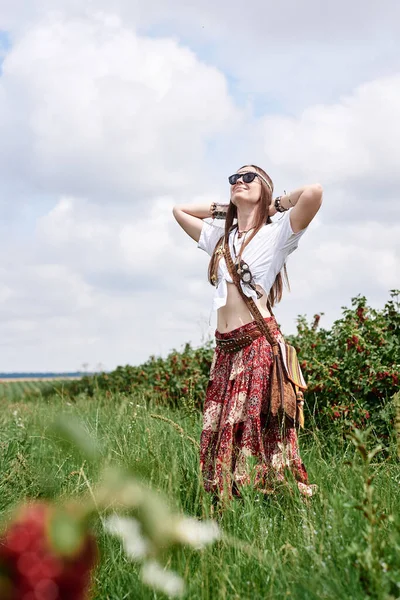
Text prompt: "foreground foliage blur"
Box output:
[[1, 391, 399, 599], [0, 417, 220, 599]]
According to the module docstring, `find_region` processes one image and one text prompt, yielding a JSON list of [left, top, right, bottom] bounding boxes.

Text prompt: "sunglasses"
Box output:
[[228, 171, 272, 192]]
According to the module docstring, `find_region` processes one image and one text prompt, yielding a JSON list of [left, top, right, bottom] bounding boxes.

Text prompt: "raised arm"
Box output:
[[172, 204, 213, 242], [270, 184, 323, 233], [173, 202, 228, 242]]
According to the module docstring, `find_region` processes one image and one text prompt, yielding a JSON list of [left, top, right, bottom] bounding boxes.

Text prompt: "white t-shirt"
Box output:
[[197, 209, 307, 315]]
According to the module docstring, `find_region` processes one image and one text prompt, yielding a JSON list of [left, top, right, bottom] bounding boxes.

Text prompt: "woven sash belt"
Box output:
[[215, 324, 263, 353]]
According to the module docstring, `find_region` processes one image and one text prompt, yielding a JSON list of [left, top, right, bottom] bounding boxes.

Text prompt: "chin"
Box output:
[[231, 192, 246, 202]]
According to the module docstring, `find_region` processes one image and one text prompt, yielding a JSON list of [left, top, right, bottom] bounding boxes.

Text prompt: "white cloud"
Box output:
[[2, 1, 399, 117], [261, 76, 400, 185], [277, 219, 400, 330], [0, 12, 238, 204], [0, 5, 398, 372]]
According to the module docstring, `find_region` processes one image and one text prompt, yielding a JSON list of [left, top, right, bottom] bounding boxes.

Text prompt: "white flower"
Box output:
[[141, 560, 184, 598], [174, 517, 220, 549], [103, 515, 149, 560]]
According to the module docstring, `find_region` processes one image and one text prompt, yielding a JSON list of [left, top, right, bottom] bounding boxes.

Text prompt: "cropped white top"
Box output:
[[197, 209, 307, 315]]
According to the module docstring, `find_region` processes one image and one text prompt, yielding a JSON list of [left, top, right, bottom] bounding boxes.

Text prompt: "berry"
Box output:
[[0, 503, 98, 600]]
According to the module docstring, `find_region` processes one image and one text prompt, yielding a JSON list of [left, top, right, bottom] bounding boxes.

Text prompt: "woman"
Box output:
[[173, 165, 323, 500]]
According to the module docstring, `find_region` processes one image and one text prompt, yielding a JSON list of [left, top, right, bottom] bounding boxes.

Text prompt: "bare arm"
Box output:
[[269, 184, 323, 233], [172, 203, 214, 242]]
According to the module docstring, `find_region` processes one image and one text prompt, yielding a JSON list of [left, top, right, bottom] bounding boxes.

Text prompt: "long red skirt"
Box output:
[[200, 317, 316, 500]]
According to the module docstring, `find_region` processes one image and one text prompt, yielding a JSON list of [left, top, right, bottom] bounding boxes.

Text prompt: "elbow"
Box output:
[[311, 182, 323, 195], [309, 183, 323, 206]]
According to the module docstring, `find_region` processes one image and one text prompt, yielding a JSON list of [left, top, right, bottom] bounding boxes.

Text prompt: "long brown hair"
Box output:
[[207, 164, 289, 310]]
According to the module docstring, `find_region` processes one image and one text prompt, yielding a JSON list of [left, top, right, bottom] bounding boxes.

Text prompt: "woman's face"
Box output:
[[230, 166, 262, 207]]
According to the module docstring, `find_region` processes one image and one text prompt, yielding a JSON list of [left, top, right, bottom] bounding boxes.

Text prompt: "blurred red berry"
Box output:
[[356, 307, 366, 322], [0, 503, 98, 600]]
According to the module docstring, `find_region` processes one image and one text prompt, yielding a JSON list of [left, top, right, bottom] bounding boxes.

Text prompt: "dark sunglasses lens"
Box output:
[[243, 173, 257, 183], [229, 172, 257, 185]]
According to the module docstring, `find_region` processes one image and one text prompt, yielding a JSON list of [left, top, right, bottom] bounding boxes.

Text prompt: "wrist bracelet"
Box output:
[[284, 190, 294, 207], [210, 202, 229, 219], [274, 196, 288, 213]]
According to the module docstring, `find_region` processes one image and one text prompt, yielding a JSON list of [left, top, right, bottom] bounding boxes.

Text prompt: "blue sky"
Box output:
[[0, 30, 11, 73]]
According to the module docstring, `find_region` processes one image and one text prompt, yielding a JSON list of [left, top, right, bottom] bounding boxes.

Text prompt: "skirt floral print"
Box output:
[[199, 317, 316, 500]]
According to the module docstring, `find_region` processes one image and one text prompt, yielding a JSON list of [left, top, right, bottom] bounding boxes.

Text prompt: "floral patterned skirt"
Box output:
[[199, 317, 316, 499]]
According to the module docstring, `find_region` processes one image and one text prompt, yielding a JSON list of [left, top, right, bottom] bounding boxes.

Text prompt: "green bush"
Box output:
[[42, 291, 399, 438], [286, 290, 400, 437], [52, 342, 214, 409]]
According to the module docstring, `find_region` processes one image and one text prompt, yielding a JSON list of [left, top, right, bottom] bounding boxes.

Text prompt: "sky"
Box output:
[[0, 1, 399, 372]]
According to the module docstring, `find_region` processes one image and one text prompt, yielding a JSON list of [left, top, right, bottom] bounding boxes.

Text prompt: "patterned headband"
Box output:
[[257, 172, 273, 193]]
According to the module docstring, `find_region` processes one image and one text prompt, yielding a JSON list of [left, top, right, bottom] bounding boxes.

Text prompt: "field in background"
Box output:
[[0, 378, 83, 401], [0, 377, 83, 381], [1, 390, 399, 599], [0, 380, 49, 402]]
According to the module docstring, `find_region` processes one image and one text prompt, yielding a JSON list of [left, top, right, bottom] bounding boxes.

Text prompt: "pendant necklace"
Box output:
[[237, 226, 255, 239], [232, 227, 262, 299]]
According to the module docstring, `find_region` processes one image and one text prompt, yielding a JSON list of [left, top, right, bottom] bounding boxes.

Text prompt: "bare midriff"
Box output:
[[216, 282, 272, 333]]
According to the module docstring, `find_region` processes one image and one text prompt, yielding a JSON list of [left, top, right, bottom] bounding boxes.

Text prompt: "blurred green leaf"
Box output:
[[49, 415, 99, 462], [49, 509, 86, 557]]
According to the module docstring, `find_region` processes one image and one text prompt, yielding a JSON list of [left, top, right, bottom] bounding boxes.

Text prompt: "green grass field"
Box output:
[[0, 380, 43, 402], [0, 380, 64, 402], [1, 389, 399, 599]]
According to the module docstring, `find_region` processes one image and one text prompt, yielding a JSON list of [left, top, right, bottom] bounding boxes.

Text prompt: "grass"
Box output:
[[1, 391, 399, 599], [0, 380, 61, 402]]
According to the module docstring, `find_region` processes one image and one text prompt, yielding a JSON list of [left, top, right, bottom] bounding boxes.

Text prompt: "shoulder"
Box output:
[[198, 220, 225, 256]]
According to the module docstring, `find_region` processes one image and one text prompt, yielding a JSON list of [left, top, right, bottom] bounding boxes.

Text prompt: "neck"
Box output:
[[236, 205, 256, 232]]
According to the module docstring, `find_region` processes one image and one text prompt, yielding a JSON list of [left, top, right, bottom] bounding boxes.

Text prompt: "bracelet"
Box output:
[[284, 190, 294, 207], [274, 196, 289, 213], [210, 202, 229, 219]]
